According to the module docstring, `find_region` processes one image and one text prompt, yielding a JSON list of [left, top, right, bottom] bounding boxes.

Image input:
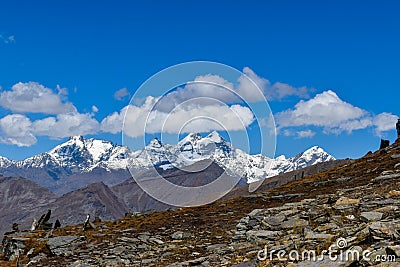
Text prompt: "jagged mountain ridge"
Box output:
[[149, 131, 335, 183], [0, 132, 335, 192], [18, 136, 132, 172]]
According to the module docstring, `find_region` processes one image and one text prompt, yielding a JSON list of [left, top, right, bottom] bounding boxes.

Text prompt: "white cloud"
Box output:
[[281, 129, 316, 138], [373, 112, 399, 135], [276, 90, 398, 136], [157, 103, 255, 134], [0, 111, 100, 146], [101, 96, 255, 137], [331, 118, 373, 134], [0, 82, 76, 114], [101, 67, 309, 137], [56, 84, 68, 96], [100, 110, 126, 134], [238, 67, 311, 101], [33, 113, 100, 138], [283, 129, 292, 137], [236, 68, 268, 102], [0, 34, 15, 44], [114, 87, 130, 101], [0, 114, 36, 146], [0, 82, 107, 147], [152, 67, 311, 112], [276, 90, 367, 132], [154, 75, 238, 112], [296, 130, 316, 138]]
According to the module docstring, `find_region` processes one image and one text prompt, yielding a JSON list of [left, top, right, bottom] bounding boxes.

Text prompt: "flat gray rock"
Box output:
[[360, 211, 383, 222], [47, 236, 79, 256]]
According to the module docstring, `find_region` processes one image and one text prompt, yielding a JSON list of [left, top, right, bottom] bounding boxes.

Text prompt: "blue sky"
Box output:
[[0, 0, 399, 160]]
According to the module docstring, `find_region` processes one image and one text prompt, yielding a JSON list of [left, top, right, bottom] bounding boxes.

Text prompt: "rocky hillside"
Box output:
[[1, 138, 400, 266], [0, 158, 346, 239]]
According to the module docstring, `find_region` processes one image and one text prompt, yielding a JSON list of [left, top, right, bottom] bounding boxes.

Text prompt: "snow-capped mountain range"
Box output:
[[0, 132, 335, 192]]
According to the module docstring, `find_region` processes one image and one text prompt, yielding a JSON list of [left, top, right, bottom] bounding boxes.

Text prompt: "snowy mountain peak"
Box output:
[[50, 135, 85, 154], [275, 155, 287, 161], [51, 136, 115, 155], [205, 131, 225, 143], [178, 133, 202, 145], [0, 134, 336, 190], [296, 146, 335, 161], [85, 139, 114, 162], [304, 145, 323, 153], [0, 155, 12, 168], [22, 136, 131, 173], [148, 138, 162, 148], [282, 146, 336, 172], [69, 135, 84, 142]]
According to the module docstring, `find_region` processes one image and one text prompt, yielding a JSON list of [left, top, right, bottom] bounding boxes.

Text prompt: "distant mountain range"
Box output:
[[0, 133, 339, 236], [0, 132, 335, 194]]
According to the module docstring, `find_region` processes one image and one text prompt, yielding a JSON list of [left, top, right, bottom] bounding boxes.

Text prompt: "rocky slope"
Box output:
[[0, 133, 335, 194], [2, 139, 400, 266]]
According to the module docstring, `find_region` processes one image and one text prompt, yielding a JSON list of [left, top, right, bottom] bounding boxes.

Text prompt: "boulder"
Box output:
[[46, 236, 79, 256], [281, 218, 309, 229], [380, 139, 390, 149], [334, 197, 360, 206], [1, 236, 29, 261], [246, 230, 280, 241], [360, 211, 383, 222], [397, 119, 400, 139], [37, 210, 53, 230], [262, 214, 286, 227]]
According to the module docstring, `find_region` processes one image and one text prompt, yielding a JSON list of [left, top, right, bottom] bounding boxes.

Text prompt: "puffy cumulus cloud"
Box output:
[[158, 104, 255, 134], [101, 96, 158, 136], [332, 118, 373, 134], [103, 67, 307, 137], [276, 90, 367, 132], [100, 109, 127, 134], [238, 67, 311, 102], [33, 113, 100, 138], [114, 87, 130, 101], [101, 96, 255, 137], [236, 68, 268, 102], [0, 112, 100, 146], [152, 67, 311, 111], [154, 75, 238, 112], [276, 90, 398, 136], [373, 112, 399, 135], [0, 82, 76, 114], [0, 114, 36, 146]]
